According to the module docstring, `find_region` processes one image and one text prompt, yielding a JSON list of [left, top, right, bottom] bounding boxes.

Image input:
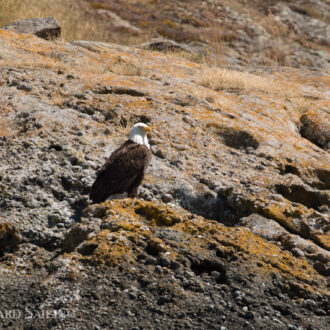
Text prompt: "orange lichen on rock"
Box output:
[[71, 199, 327, 295], [315, 235, 330, 250], [262, 203, 303, 233], [135, 201, 183, 226], [84, 229, 134, 267]]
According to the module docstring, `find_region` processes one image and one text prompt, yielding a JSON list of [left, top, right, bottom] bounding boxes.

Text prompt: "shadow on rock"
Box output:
[[175, 189, 240, 226]]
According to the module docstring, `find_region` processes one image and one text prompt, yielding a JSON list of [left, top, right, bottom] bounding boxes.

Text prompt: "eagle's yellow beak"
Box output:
[[144, 126, 152, 133]]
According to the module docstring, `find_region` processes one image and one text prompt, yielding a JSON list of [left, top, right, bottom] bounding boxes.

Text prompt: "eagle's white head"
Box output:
[[129, 122, 152, 149]]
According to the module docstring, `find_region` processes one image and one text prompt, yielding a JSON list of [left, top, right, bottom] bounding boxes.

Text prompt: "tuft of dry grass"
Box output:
[[260, 10, 292, 39], [192, 64, 322, 120], [290, 97, 315, 114], [195, 66, 292, 94], [193, 64, 326, 123], [106, 57, 145, 76]]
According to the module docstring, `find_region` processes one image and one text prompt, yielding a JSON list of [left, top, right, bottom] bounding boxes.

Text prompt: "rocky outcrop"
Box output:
[[87, 0, 330, 69], [1, 199, 329, 329], [300, 108, 330, 149], [0, 30, 329, 329], [1, 17, 61, 40]]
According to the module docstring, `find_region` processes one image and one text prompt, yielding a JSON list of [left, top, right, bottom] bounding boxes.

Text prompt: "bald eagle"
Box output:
[[89, 123, 152, 203]]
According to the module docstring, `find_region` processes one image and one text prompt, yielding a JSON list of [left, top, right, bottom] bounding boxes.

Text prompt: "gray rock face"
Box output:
[[238, 213, 287, 241], [1, 17, 61, 40], [271, 3, 330, 47], [238, 213, 330, 266]]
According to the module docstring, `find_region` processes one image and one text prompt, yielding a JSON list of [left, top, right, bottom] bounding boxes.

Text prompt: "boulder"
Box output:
[[238, 213, 287, 241], [1, 17, 61, 40]]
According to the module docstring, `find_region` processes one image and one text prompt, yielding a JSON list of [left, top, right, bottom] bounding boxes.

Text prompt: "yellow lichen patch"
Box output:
[[262, 201, 329, 249], [314, 235, 330, 250], [178, 222, 321, 286], [134, 201, 183, 226], [81, 229, 136, 267], [74, 199, 328, 295], [262, 203, 303, 233], [109, 220, 142, 233]]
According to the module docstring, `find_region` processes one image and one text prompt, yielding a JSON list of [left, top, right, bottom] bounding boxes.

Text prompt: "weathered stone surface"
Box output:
[[300, 108, 330, 149], [0, 29, 329, 329], [271, 3, 330, 46], [1, 17, 61, 40], [238, 213, 287, 241], [239, 213, 330, 269], [1, 199, 329, 329]]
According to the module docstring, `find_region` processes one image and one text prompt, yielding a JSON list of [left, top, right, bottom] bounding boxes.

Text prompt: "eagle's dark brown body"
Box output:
[[89, 140, 151, 203]]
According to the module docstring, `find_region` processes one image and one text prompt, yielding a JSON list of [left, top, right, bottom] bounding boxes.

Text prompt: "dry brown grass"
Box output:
[[190, 85, 236, 113], [290, 97, 314, 114], [0, 51, 69, 72], [195, 66, 294, 95], [0, 44, 146, 80], [0, 0, 155, 49], [106, 56, 145, 76], [0, 0, 109, 41], [260, 10, 292, 39], [193, 64, 323, 121], [253, 10, 294, 66]]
